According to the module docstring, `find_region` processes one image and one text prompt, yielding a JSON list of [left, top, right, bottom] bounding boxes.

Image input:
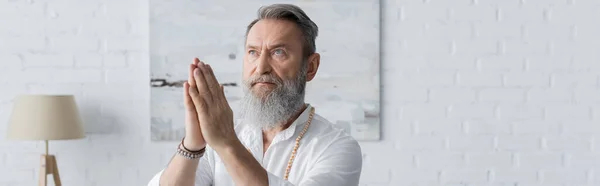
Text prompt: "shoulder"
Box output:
[[305, 114, 362, 159], [301, 114, 363, 183]]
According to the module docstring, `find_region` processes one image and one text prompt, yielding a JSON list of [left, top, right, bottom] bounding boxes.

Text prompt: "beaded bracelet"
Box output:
[[180, 137, 205, 153], [177, 147, 205, 159], [177, 137, 206, 159]]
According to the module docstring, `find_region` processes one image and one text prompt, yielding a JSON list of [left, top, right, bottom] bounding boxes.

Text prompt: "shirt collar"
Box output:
[[271, 104, 313, 144]]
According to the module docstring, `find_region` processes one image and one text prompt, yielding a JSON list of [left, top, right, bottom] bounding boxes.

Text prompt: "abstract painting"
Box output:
[[150, 0, 380, 141]]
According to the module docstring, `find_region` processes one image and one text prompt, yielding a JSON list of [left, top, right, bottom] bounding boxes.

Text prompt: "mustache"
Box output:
[[246, 74, 283, 86]]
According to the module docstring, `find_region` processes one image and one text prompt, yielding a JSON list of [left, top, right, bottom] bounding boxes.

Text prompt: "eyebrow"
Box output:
[[245, 43, 288, 50]]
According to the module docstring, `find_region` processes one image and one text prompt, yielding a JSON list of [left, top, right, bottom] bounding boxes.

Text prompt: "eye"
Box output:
[[248, 50, 257, 55], [273, 49, 285, 56]]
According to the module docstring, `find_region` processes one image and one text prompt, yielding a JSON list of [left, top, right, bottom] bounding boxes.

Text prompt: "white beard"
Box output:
[[238, 66, 307, 130]]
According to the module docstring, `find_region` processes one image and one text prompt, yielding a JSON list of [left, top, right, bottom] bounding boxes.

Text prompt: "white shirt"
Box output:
[[147, 104, 363, 186]]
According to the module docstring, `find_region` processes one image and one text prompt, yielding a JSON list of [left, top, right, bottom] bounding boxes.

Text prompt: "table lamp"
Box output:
[[6, 95, 85, 186]]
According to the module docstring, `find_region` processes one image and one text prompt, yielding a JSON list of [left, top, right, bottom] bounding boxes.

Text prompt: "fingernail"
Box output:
[[194, 68, 200, 76]]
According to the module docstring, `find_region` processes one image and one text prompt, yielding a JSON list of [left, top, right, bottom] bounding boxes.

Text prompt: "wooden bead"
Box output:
[[283, 107, 315, 181]]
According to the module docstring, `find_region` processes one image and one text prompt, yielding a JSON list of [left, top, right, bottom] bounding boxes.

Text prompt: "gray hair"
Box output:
[[245, 4, 319, 60]]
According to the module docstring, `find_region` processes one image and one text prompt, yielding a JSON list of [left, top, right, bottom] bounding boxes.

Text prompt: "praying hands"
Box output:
[[182, 58, 239, 151]]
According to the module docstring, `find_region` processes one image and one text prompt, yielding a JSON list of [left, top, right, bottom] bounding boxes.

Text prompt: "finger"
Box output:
[[188, 82, 208, 114], [189, 58, 201, 86], [194, 57, 200, 66], [183, 82, 196, 112], [201, 64, 221, 97], [188, 64, 197, 86], [217, 85, 230, 107], [220, 85, 229, 103], [194, 65, 213, 102]]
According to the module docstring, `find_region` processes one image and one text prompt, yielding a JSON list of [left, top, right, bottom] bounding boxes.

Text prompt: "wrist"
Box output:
[[182, 137, 206, 151], [177, 140, 206, 159]]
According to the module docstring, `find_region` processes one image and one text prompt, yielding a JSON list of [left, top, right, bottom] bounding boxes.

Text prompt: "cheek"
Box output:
[[241, 63, 252, 79], [240, 59, 250, 77], [272, 66, 297, 81]]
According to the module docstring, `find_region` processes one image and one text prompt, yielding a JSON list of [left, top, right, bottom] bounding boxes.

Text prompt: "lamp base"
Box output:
[[39, 154, 61, 186]]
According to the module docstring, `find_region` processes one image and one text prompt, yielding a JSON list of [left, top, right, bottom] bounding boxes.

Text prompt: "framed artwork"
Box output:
[[150, 0, 381, 141]]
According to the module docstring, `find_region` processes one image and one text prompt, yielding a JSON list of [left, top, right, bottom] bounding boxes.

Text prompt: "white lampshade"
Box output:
[[7, 95, 85, 140]]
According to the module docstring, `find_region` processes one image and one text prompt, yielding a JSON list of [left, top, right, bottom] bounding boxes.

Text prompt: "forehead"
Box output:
[[246, 19, 303, 46]]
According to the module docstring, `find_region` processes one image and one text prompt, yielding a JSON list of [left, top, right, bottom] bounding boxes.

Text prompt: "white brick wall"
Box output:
[[0, 0, 599, 185]]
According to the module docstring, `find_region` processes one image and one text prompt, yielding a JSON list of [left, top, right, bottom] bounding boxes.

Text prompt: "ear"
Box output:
[[306, 53, 320, 82]]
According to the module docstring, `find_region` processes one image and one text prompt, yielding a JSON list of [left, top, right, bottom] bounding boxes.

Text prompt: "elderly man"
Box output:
[[148, 4, 362, 186]]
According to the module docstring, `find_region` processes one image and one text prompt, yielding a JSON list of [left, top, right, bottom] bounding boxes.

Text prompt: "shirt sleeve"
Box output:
[[147, 147, 216, 186], [266, 136, 363, 186]]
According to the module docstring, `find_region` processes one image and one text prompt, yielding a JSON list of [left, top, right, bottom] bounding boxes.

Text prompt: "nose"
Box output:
[[254, 50, 272, 75]]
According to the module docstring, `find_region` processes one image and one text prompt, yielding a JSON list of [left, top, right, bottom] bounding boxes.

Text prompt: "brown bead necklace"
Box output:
[[283, 107, 315, 180]]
